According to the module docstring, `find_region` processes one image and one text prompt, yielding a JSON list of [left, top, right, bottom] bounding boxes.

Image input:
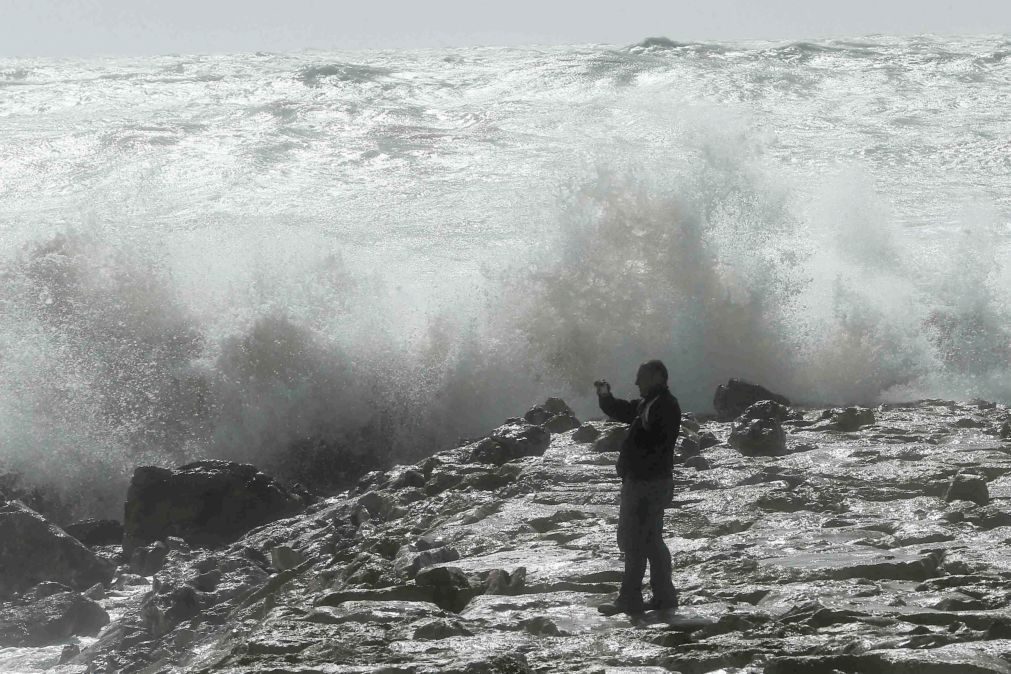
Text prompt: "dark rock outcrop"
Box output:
[[0, 500, 114, 597], [728, 401, 789, 456], [468, 422, 550, 465], [122, 460, 308, 555], [714, 379, 791, 421], [946, 474, 990, 506], [0, 590, 109, 647], [65, 518, 124, 547], [819, 406, 877, 431], [524, 398, 580, 433]]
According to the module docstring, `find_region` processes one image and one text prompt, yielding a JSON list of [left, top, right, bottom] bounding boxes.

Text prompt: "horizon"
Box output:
[[3, 0, 1011, 59]]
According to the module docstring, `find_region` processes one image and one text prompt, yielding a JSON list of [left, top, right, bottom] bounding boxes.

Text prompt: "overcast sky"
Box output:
[[3, 0, 1010, 58]]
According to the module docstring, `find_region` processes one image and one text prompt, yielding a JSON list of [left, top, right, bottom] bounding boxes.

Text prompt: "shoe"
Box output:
[[597, 599, 645, 616], [644, 596, 678, 612]]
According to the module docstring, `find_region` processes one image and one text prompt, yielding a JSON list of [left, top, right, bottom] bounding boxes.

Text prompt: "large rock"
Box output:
[[0, 500, 115, 597], [523, 398, 579, 433], [728, 402, 789, 456], [0, 590, 109, 647], [820, 406, 876, 432], [123, 460, 308, 555], [714, 379, 791, 422], [946, 474, 989, 506], [64, 518, 124, 547], [468, 422, 550, 465]]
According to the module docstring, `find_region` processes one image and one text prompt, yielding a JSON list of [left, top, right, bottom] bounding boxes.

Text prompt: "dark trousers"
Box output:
[[617, 476, 676, 605]]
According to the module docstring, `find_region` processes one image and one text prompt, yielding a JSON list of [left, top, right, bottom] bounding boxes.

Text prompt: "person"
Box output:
[[594, 359, 682, 615]]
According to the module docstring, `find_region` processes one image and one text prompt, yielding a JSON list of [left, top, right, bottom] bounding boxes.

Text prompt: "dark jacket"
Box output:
[[599, 387, 681, 481]]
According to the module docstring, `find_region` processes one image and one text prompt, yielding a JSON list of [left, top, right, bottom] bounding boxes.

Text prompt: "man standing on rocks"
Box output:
[[594, 360, 681, 616]]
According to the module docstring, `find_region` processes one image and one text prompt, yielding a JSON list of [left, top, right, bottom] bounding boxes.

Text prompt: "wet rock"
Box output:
[[572, 423, 601, 443], [699, 431, 720, 450], [357, 490, 398, 521], [523, 397, 574, 424], [269, 545, 303, 571], [684, 455, 712, 471], [122, 460, 307, 554], [592, 425, 627, 453], [390, 469, 426, 490], [64, 518, 124, 547], [946, 474, 989, 506], [129, 540, 170, 576], [1000, 421, 1011, 441], [820, 406, 877, 431], [485, 567, 526, 595], [0, 591, 109, 647], [413, 617, 474, 639], [415, 566, 476, 612], [394, 544, 461, 579], [713, 378, 791, 421], [469, 423, 550, 465], [0, 500, 114, 597], [729, 404, 787, 456], [542, 413, 580, 433]]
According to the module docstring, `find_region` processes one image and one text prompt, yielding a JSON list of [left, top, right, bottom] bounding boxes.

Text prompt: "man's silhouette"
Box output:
[[595, 360, 681, 615]]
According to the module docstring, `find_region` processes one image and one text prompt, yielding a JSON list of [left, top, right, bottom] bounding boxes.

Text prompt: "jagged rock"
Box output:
[[542, 414, 580, 433], [820, 406, 877, 431], [469, 423, 550, 465], [485, 567, 526, 595], [122, 460, 308, 555], [413, 617, 474, 639], [524, 398, 579, 433], [592, 425, 626, 453], [390, 469, 427, 490], [394, 544, 461, 579], [678, 430, 702, 455], [699, 431, 720, 450], [1000, 421, 1011, 440], [357, 491, 398, 521], [269, 545, 303, 571], [945, 474, 989, 506], [64, 518, 124, 547], [729, 404, 787, 456], [713, 379, 791, 421], [571, 423, 601, 443], [129, 540, 170, 576], [0, 500, 114, 597], [684, 455, 712, 471], [0, 591, 109, 647], [415, 566, 477, 610]]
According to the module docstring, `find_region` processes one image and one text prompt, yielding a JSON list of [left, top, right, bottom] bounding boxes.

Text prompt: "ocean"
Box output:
[[1, 36, 1010, 517]]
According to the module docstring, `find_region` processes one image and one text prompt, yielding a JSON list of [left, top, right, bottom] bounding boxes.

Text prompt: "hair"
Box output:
[[640, 359, 668, 383]]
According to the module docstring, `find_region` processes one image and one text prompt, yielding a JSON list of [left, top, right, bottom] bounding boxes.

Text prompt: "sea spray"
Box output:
[[1, 38, 1010, 518]]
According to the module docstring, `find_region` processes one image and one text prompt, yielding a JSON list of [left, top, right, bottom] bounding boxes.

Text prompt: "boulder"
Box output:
[[714, 379, 791, 422], [821, 407, 876, 432], [571, 423, 601, 443], [684, 455, 712, 471], [64, 518, 124, 547], [523, 398, 577, 432], [0, 500, 114, 597], [945, 474, 989, 507], [469, 423, 550, 465], [1000, 421, 1011, 441], [592, 425, 627, 453], [729, 405, 787, 456], [0, 590, 109, 647], [699, 431, 720, 451], [393, 544, 461, 579], [122, 460, 308, 555], [542, 414, 580, 433]]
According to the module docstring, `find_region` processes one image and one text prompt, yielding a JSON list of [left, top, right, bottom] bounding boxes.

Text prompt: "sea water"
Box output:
[[1, 36, 1009, 516]]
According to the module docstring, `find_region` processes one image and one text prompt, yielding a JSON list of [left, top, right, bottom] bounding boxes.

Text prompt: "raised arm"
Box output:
[[598, 392, 640, 424]]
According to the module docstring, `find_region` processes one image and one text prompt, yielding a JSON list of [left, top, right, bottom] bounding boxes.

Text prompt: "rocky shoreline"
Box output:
[[5, 383, 1011, 673]]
